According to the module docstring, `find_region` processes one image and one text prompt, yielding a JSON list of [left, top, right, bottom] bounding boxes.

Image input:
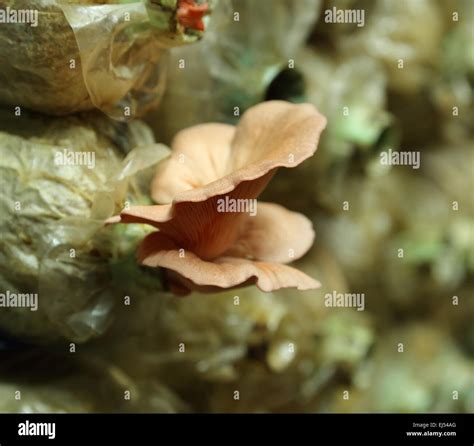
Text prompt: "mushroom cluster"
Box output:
[[110, 100, 327, 294]]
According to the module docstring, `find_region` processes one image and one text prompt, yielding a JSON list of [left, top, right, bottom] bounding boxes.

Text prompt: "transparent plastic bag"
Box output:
[[0, 109, 169, 343], [0, 0, 209, 119]]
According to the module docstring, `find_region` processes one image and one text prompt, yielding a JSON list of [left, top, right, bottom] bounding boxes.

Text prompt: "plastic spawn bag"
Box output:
[[0, 108, 170, 344], [149, 0, 321, 143], [0, 0, 211, 120]]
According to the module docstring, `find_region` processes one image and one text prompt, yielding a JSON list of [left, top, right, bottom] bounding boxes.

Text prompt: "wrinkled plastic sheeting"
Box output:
[[0, 113, 170, 344], [59, 2, 168, 120], [0, 0, 208, 119]]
